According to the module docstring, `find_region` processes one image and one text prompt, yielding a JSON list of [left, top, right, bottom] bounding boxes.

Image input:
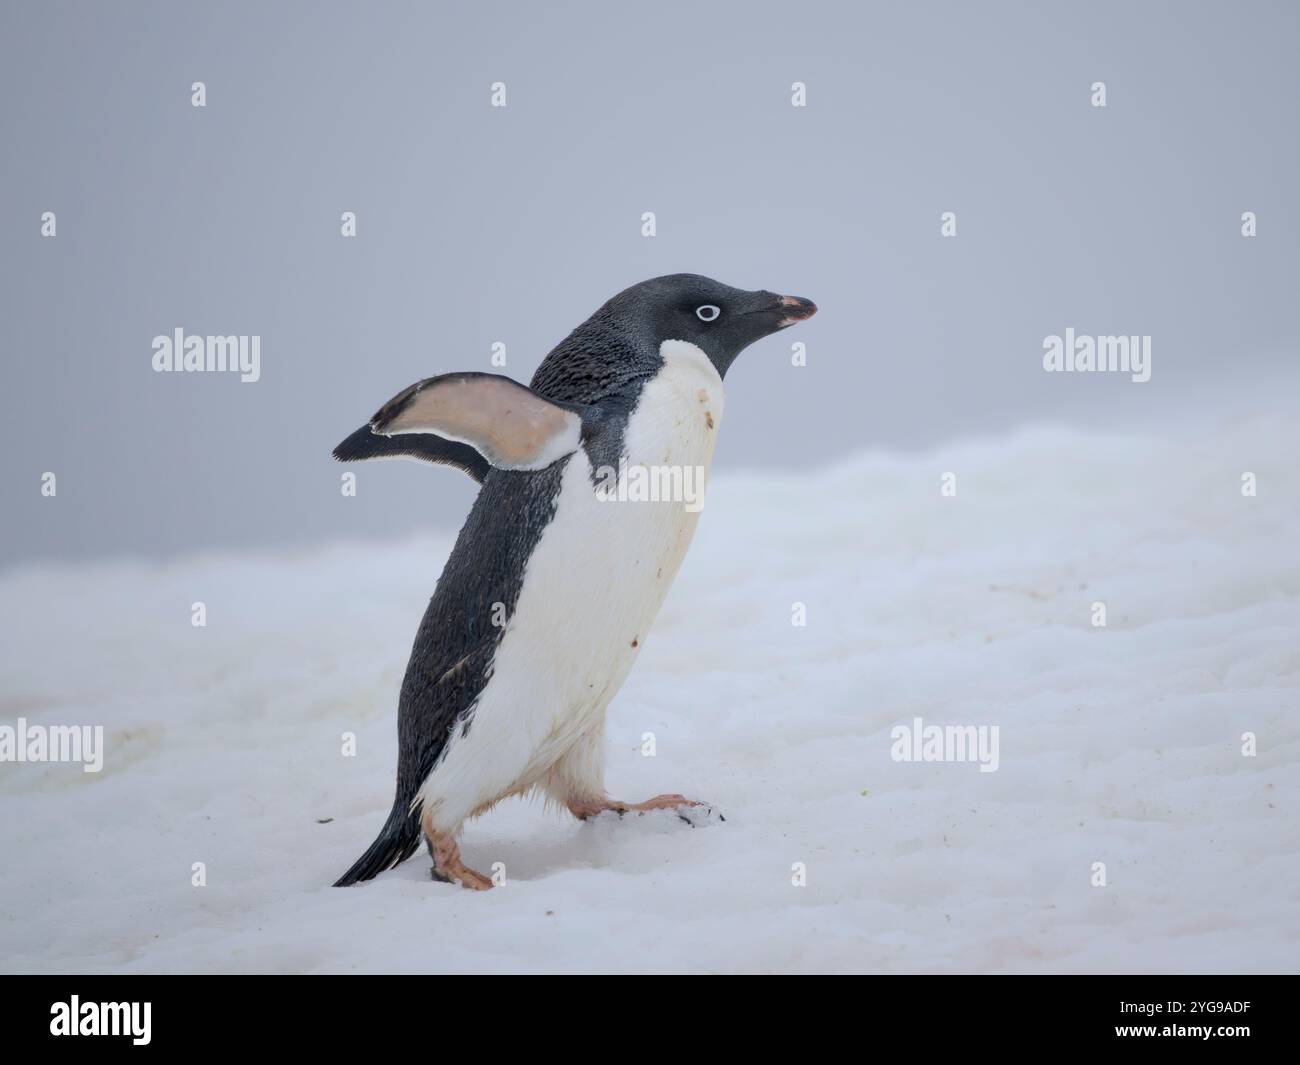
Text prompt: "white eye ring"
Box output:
[[695, 304, 721, 322]]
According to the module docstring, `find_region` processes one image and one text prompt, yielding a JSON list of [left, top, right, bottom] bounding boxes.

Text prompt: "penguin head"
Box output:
[[604, 273, 817, 379]]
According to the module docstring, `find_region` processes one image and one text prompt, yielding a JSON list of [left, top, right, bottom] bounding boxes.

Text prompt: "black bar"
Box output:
[[0, 976, 1287, 1051]]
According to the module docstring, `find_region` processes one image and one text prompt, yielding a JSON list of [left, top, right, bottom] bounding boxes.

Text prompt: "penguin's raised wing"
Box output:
[[368, 372, 584, 472], [332, 425, 491, 483]]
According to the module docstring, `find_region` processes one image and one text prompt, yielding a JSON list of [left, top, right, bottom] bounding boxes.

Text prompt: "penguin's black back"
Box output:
[[398, 463, 568, 795]]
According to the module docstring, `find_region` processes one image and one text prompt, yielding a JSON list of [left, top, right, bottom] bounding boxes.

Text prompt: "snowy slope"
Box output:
[[1, 414, 1297, 974]]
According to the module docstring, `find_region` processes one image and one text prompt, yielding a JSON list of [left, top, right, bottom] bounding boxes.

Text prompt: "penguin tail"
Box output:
[[333, 797, 423, 887]]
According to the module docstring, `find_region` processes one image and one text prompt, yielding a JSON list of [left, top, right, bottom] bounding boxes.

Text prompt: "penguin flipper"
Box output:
[[370, 372, 585, 472], [332, 424, 490, 483]]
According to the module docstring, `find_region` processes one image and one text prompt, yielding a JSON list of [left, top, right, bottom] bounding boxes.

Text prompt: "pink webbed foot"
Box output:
[[567, 794, 723, 825]]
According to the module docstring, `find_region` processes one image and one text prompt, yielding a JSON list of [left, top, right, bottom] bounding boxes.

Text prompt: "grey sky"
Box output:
[[2, 0, 1296, 565]]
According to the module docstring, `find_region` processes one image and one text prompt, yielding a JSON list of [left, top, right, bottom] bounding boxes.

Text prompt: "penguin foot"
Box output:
[[427, 832, 494, 891], [568, 793, 721, 825]]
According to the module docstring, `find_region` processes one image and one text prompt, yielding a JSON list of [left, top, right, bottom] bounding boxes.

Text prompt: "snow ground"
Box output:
[[1, 413, 1297, 974]]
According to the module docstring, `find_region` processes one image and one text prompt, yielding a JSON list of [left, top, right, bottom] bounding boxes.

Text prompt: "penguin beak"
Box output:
[[731, 290, 817, 354], [715, 289, 818, 375], [772, 294, 817, 327]]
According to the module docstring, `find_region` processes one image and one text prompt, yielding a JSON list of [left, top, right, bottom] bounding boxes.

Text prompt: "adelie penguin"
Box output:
[[332, 274, 816, 890]]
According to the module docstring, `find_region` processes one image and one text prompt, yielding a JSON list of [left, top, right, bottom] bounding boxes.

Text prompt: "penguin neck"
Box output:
[[530, 312, 662, 407]]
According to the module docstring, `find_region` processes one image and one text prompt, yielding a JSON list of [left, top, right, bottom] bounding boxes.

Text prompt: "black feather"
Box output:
[[333, 794, 423, 886], [332, 425, 489, 483]]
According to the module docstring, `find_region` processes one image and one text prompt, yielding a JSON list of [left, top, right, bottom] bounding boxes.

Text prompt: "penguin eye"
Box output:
[[695, 305, 721, 322]]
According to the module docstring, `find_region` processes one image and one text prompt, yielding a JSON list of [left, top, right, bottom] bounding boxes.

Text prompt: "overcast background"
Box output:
[[1, 0, 1296, 567]]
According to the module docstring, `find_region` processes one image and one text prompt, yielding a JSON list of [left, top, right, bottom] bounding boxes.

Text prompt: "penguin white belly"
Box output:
[[417, 340, 724, 829]]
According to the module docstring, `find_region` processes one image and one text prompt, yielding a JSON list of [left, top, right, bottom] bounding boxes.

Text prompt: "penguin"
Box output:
[[332, 274, 816, 889]]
